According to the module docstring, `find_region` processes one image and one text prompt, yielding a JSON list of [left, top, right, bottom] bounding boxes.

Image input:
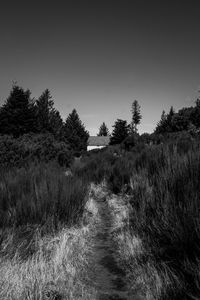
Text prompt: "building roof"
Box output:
[[88, 136, 110, 146]]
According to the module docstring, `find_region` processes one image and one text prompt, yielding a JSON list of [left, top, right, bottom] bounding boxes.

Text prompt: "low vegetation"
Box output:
[[0, 163, 88, 229], [1, 84, 200, 299], [73, 135, 200, 299], [0, 162, 94, 299]]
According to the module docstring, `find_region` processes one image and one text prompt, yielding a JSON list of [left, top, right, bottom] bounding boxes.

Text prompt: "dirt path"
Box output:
[[87, 187, 143, 300]]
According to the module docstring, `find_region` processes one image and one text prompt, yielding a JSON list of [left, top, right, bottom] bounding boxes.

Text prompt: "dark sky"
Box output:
[[0, 0, 200, 134]]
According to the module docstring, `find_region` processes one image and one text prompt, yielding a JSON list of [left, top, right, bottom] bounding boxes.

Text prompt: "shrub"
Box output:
[[0, 133, 72, 168]]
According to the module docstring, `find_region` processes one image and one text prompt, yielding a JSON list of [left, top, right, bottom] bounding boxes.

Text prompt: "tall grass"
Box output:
[[79, 138, 200, 298], [0, 163, 88, 229], [0, 162, 89, 259], [127, 142, 200, 299], [0, 202, 97, 300], [73, 146, 135, 193]]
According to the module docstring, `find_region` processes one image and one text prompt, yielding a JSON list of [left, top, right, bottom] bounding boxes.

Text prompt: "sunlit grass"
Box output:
[[0, 195, 98, 300]]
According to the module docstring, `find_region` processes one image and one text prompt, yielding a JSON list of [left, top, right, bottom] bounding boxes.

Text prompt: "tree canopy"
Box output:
[[63, 109, 89, 152], [131, 100, 142, 133], [97, 122, 109, 136], [110, 119, 129, 145], [0, 85, 36, 137], [155, 103, 200, 134], [35, 89, 63, 136]]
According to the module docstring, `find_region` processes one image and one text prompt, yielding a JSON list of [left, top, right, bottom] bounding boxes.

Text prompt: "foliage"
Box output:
[[155, 101, 200, 135], [63, 109, 89, 152], [0, 133, 72, 168], [139, 132, 152, 144], [0, 85, 36, 137], [110, 119, 129, 145], [35, 89, 63, 137], [122, 133, 140, 150], [131, 100, 142, 133], [97, 122, 109, 136]]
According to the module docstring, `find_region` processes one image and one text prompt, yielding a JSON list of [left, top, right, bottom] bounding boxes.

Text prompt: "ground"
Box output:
[[0, 183, 145, 300], [83, 184, 144, 300]]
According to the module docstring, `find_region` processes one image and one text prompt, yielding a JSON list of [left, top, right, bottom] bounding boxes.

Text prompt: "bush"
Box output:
[[0, 133, 72, 168]]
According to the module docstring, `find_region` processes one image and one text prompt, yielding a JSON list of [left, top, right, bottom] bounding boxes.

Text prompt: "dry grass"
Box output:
[[0, 193, 99, 300], [108, 192, 189, 300]]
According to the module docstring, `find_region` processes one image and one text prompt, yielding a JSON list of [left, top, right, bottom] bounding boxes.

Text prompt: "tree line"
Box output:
[[155, 99, 200, 134], [1, 84, 200, 155], [97, 100, 142, 145], [98, 96, 200, 148], [0, 85, 89, 152], [0, 85, 143, 152]]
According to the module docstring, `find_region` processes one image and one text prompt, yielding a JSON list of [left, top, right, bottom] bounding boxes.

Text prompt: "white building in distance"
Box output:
[[87, 136, 110, 151]]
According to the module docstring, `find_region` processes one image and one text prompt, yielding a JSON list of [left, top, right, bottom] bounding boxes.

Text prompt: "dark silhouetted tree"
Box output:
[[97, 122, 109, 136], [49, 110, 63, 138], [35, 89, 63, 137], [0, 85, 36, 137], [190, 99, 200, 128], [110, 119, 129, 145], [166, 106, 175, 132], [155, 107, 177, 133], [155, 110, 167, 133], [131, 100, 142, 133], [140, 132, 152, 144], [63, 109, 89, 152]]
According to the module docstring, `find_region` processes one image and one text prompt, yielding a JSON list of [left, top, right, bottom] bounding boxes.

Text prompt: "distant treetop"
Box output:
[[97, 122, 109, 136]]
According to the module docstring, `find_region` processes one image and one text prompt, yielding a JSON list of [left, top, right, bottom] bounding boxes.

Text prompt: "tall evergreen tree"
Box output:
[[0, 85, 36, 137], [190, 99, 200, 128], [49, 110, 63, 138], [155, 110, 167, 133], [97, 122, 109, 136], [63, 109, 89, 152], [166, 106, 175, 132], [35, 89, 63, 137], [131, 100, 142, 133], [110, 119, 129, 145], [155, 107, 176, 133]]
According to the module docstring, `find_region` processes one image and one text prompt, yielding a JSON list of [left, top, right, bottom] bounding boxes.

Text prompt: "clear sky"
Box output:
[[0, 0, 200, 135]]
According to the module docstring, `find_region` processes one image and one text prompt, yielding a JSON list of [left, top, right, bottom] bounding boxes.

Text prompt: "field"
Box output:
[[0, 136, 200, 299]]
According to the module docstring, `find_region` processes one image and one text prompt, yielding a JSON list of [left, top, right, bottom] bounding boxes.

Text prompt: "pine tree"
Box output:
[[166, 106, 175, 132], [97, 122, 109, 136], [131, 100, 142, 133], [35, 89, 54, 132], [110, 119, 129, 145], [63, 109, 89, 152], [35, 89, 63, 137], [0, 85, 36, 137], [155, 110, 167, 133], [190, 99, 200, 128], [49, 110, 63, 138]]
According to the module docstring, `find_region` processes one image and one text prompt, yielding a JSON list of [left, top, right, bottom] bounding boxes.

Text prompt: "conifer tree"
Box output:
[[155, 110, 167, 133], [166, 106, 175, 132], [131, 100, 142, 133], [110, 119, 129, 145], [0, 85, 36, 137], [97, 122, 109, 136], [63, 109, 89, 152], [35, 89, 63, 137]]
